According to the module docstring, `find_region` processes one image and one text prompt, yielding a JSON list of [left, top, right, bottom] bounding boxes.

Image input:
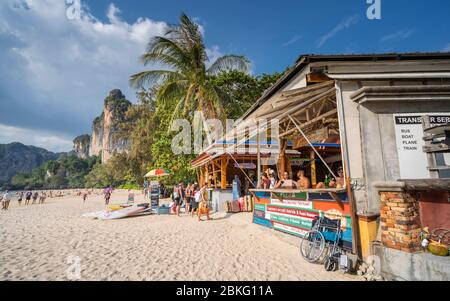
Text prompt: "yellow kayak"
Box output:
[[108, 204, 131, 211]]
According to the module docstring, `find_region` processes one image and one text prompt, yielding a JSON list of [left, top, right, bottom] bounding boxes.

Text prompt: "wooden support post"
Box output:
[[257, 121, 262, 188], [287, 157, 293, 178], [212, 160, 217, 188], [310, 150, 317, 188], [279, 139, 287, 178], [207, 164, 212, 188], [200, 167, 204, 187], [221, 157, 227, 190]]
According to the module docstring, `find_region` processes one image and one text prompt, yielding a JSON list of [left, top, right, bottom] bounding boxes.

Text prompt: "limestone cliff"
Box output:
[[89, 89, 131, 163], [73, 134, 91, 159], [0, 143, 61, 186]]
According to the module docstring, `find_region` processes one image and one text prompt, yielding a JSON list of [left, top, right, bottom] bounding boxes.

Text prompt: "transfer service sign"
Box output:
[[394, 113, 450, 179]]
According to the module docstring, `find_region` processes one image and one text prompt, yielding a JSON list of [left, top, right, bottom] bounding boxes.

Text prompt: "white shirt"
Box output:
[[2, 192, 12, 201]]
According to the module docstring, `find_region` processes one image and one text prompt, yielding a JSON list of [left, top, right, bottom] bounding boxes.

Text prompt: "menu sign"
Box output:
[[394, 113, 450, 179], [150, 183, 160, 210]]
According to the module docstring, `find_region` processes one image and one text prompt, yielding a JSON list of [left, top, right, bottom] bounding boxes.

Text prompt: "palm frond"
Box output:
[[207, 55, 250, 75], [129, 70, 181, 89]]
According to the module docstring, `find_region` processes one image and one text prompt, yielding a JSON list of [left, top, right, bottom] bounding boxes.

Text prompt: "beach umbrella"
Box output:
[[145, 169, 171, 178]]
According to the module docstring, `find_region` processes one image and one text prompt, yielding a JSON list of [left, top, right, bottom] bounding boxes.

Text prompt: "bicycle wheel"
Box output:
[[300, 230, 325, 263]]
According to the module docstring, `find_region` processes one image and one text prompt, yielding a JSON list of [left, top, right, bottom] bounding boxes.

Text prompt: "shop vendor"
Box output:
[[297, 169, 311, 189]]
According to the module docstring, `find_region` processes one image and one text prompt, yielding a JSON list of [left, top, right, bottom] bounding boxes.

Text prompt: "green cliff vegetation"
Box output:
[[10, 155, 100, 190]]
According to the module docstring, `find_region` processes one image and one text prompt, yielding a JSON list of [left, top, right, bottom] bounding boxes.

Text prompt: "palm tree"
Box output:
[[130, 13, 250, 125]]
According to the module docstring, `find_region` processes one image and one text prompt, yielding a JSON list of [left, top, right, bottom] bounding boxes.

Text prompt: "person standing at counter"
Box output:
[[268, 171, 278, 189], [297, 170, 311, 189], [276, 172, 297, 189], [329, 167, 346, 189], [259, 175, 271, 189]]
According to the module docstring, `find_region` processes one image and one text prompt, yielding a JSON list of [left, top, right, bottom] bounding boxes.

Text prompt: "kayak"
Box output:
[[108, 204, 132, 211], [82, 211, 106, 219], [97, 206, 145, 220]]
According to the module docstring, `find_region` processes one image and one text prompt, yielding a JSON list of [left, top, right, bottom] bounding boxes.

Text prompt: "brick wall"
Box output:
[[380, 192, 422, 253]]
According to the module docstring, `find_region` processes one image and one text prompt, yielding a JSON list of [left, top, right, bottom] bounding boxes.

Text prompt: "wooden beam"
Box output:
[[280, 109, 338, 138]]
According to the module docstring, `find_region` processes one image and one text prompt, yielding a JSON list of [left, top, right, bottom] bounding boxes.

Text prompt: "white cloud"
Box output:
[[0, 123, 73, 152], [0, 0, 170, 150], [316, 15, 360, 48], [380, 29, 415, 42], [206, 45, 223, 67], [282, 34, 302, 47]]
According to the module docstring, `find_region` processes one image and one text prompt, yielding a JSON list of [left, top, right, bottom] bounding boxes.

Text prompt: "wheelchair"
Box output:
[[300, 216, 344, 271]]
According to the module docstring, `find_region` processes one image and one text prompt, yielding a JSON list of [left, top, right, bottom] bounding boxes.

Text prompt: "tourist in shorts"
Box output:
[[39, 192, 47, 205], [191, 184, 200, 217], [25, 191, 32, 205], [17, 192, 24, 206], [32, 191, 39, 204], [197, 184, 211, 222], [127, 189, 135, 204], [2, 190, 12, 211], [104, 189, 111, 205], [185, 182, 193, 214], [172, 183, 183, 217], [82, 191, 88, 204]]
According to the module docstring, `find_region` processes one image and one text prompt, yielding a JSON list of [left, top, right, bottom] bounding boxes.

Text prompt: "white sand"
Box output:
[[0, 190, 360, 281]]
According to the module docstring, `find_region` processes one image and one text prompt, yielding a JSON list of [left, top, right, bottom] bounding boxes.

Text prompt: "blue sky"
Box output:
[[84, 0, 450, 73], [0, 0, 449, 152]]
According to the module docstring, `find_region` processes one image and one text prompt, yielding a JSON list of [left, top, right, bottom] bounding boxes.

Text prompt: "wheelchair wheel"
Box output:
[[324, 257, 337, 272], [300, 230, 325, 263]]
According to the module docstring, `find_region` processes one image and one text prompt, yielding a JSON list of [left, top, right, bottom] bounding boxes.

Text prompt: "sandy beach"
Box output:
[[0, 190, 359, 281]]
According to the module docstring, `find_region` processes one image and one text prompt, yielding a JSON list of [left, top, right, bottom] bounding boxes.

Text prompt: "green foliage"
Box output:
[[210, 70, 283, 120], [10, 155, 100, 190]]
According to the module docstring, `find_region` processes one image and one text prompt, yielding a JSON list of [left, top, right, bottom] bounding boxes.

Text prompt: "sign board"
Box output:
[[288, 158, 310, 167], [150, 183, 160, 210], [394, 113, 450, 179], [234, 163, 256, 169]]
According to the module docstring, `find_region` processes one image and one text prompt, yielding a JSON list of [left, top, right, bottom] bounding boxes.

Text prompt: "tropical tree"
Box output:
[[130, 13, 250, 127]]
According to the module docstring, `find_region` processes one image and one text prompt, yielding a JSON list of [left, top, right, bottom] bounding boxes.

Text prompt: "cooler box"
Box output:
[[157, 206, 171, 215]]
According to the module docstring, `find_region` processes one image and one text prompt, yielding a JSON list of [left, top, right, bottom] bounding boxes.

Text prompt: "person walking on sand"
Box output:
[[32, 191, 39, 205], [197, 184, 211, 222], [104, 188, 111, 205], [191, 184, 199, 217], [185, 182, 193, 214], [39, 192, 46, 205], [25, 191, 32, 205], [172, 182, 183, 217], [127, 189, 135, 204], [82, 191, 88, 204], [2, 190, 12, 210], [17, 191, 24, 206]]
